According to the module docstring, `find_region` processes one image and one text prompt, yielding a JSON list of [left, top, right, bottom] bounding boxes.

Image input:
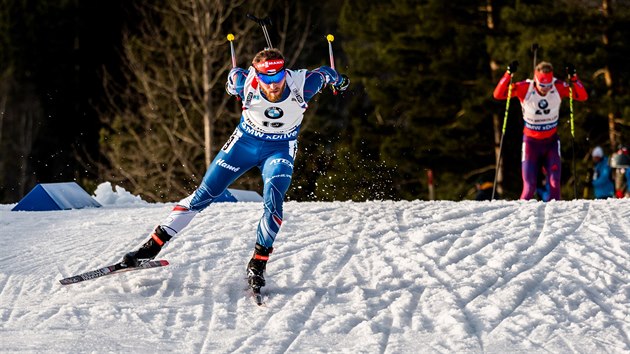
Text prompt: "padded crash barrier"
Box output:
[[12, 182, 102, 211]]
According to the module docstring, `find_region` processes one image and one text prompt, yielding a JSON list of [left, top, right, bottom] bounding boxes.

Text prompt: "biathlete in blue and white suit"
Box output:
[[121, 48, 349, 291]]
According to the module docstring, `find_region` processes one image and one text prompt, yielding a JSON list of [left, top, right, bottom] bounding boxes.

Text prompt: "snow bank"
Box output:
[[92, 182, 149, 206]]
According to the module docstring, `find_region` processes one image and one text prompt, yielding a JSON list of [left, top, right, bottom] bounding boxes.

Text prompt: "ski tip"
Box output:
[[158, 260, 169, 266], [59, 277, 79, 286]]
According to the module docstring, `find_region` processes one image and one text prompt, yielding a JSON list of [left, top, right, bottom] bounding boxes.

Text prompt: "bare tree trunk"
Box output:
[[0, 69, 42, 201], [486, 0, 504, 196], [427, 169, 435, 200], [0, 89, 6, 147], [16, 86, 41, 197], [196, 4, 213, 168], [492, 110, 503, 195], [601, 0, 620, 151], [204, 57, 213, 168]]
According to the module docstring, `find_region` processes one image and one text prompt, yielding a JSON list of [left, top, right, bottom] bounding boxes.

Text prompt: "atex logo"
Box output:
[[265, 107, 284, 119], [216, 159, 240, 172], [270, 158, 294, 169]]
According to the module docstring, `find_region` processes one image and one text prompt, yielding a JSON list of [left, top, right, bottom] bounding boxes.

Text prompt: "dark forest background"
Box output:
[[1, 0, 629, 203]]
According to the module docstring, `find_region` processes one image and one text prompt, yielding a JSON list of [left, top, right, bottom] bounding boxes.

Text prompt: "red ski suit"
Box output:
[[493, 71, 587, 200]]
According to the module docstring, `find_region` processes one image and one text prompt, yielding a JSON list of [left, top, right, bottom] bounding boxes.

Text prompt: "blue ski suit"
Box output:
[[155, 65, 344, 248], [592, 156, 615, 199]]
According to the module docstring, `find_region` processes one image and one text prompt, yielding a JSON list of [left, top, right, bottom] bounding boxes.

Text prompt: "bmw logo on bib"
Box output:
[[538, 99, 549, 109], [265, 107, 284, 119]]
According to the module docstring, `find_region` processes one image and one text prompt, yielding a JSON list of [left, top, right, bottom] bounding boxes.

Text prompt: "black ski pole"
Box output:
[[492, 63, 517, 200], [247, 14, 273, 49], [567, 67, 578, 199], [531, 43, 539, 75]]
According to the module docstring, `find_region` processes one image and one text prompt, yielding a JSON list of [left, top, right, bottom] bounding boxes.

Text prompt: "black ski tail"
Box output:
[[252, 287, 264, 306], [59, 260, 169, 285]]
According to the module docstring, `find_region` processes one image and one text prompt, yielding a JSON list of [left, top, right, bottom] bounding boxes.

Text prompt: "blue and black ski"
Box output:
[[59, 260, 169, 285]]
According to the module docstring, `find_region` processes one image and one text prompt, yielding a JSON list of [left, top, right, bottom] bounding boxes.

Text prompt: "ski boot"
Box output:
[[247, 243, 273, 290], [121, 226, 172, 268]]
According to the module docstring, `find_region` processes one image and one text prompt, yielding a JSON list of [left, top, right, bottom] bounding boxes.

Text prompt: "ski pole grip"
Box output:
[[326, 34, 337, 94], [227, 33, 236, 68], [326, 34, 336, 70], [247, 14, 271, 26]]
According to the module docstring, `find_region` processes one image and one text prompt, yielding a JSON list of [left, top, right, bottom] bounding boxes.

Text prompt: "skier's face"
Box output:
[[536, 81, 553, 95], [535, 70, 554, 95], [253, 56, 287, 102], [259, 77, 286, 102]]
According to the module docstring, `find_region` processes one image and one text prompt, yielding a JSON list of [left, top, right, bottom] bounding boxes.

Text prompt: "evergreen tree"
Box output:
[[3, 0, 629, 202], [494, 0, 630, 199], [337, 0, 491, 200]]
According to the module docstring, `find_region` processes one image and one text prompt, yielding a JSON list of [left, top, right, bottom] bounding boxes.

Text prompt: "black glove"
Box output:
[[507, 60, 519, 74], [565, 63, 577, 79], [334, 74, 350, 92]]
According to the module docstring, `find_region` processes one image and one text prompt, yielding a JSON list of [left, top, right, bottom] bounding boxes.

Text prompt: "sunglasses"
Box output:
[[536, 81, 553, 89], [257, 70, 286, 85]]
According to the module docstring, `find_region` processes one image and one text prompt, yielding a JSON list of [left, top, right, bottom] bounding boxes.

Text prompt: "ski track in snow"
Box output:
[[1, 199, 629, 353]]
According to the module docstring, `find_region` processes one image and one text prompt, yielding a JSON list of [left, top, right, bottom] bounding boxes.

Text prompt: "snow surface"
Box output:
[[1, 183, 629, 353]]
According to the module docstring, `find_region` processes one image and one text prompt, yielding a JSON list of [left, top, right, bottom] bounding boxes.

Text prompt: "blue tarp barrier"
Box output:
[[12, 182, 102, 211]]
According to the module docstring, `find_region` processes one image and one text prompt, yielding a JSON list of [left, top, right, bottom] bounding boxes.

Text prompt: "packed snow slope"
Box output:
[[1, 184, 629, 353]]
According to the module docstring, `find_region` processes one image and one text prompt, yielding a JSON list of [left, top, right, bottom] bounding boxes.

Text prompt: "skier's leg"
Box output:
[[158, 150, 246, 236], [247, 141, 296, 288], [123, 130, 257, 266], [546, 139, 562, 200], [520, 139, 540, 200], [165, 130, 257, 231], [256, 149, 295, 248]]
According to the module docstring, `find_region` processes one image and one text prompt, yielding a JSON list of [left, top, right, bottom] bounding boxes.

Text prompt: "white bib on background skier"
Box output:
[[520, 79, 562, 132]]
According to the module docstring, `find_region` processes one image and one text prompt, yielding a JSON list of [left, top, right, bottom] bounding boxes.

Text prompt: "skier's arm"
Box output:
[[555, 76, 588, 101], [226, 68, 248, 99], [304, 66, 349, 102], [492, 71, 528, 101], [555, 64, 588, 101]]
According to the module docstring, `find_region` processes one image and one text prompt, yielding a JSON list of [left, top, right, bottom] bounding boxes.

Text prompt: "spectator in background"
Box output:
[[475, 179, 495, 201], [610, 144, 630, 198], [591, 146, 615, 199]]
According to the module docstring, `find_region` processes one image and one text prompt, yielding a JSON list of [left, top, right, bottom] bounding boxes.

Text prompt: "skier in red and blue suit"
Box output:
[[493, 61, 588, 200], [121, 48, 349, 291]]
